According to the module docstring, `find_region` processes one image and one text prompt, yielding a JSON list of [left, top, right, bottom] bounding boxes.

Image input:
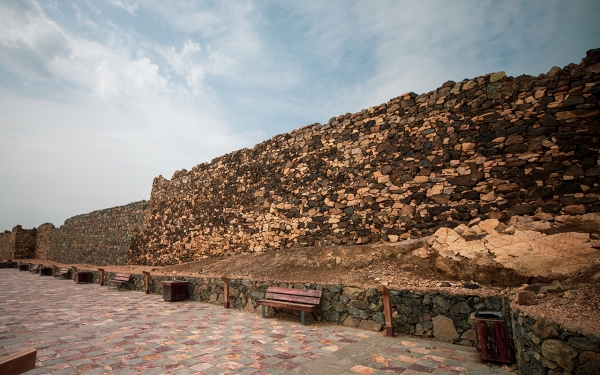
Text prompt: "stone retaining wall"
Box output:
[[79, 270, 507, 347], [47, 201, 147, 265], [129, 49, 600, 266], [511, 309, 600, 375]]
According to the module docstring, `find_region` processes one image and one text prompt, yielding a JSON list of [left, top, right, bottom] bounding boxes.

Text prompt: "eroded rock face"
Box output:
[[431, 217, 600, 277]]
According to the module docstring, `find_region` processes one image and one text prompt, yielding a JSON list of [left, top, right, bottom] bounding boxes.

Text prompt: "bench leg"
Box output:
[[262, 305, 265, 318], [301, 311, 305, 326], [311, 312, 318, 322]]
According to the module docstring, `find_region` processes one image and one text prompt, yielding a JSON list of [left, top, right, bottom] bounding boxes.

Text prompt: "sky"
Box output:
[[1, 0, 599, 232]]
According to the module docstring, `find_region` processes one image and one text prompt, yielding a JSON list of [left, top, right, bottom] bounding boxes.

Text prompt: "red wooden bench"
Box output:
[[108, 273, 131, 290], [54, 268, 70, 279], [257, 287, 322, 325]]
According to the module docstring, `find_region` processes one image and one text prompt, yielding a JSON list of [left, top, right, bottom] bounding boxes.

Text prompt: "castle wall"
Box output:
[[48, 201, 147, 265], [129, 49, 600, 266]]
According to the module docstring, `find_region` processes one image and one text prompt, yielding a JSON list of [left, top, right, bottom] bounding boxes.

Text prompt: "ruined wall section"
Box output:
[[50, 201, 147, 265], [34, 223, 55, 260], [0, 231, 13, 259], [12, 225, 37, 259], [0, 226, 37, 259], [129, 49, 600, 266]]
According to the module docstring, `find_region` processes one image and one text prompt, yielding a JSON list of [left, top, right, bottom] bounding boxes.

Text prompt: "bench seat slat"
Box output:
[[264, 292, 321, 305], [257, 299, 318, 312], [266, 287, 322, 298]]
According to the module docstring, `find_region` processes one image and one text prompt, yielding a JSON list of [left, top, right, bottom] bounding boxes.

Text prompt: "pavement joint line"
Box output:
[[0, 268, 515, 375]]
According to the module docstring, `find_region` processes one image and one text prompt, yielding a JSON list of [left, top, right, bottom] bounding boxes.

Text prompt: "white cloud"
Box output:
[[0, 0, 72, 81], [106, 0, 138, 16]]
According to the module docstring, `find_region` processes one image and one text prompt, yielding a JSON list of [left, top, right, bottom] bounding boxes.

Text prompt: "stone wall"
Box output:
[[511, 309, 600, 375], [0, 226, 37, 260], [129, 49, 600, 266], [78, 270, 506, 347], [12, 225, 37, 259], [0, 231, 13, 259], [48, 201, 147, 265], [34, 223, 55, 260]]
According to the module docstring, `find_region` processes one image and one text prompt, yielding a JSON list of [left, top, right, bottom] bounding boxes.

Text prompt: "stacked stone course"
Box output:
[[34, 223, 55, 260], [129, 49, 600, 266], [47, 201, 147, 265], [0, 230, 13, 259], [0, 225, 36, 259], [512, 310, 600, 375]]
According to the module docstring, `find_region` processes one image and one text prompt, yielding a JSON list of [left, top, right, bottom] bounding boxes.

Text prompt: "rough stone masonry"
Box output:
[[128, 49, 600, 266]]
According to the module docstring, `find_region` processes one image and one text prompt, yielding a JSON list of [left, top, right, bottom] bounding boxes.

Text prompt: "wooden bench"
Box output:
[[29, 264, 40, 274], [257, 287, 322, 325], [54, 268, 70, 279], [108, 273, 131, 290], [0, 347, 37, 375]]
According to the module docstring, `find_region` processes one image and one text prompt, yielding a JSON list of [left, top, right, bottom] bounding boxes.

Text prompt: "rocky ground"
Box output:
[[18, 237, 600, 336]]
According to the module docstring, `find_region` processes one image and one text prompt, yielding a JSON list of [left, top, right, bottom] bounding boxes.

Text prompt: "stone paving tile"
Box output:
[[1, 269, 514, 374]]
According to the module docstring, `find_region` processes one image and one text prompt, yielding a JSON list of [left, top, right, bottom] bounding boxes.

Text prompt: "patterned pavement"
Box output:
[[0, 269, 511, 375]]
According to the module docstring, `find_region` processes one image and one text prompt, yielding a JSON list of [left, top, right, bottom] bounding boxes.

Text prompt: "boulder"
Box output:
[[432, 315, 459, 342]]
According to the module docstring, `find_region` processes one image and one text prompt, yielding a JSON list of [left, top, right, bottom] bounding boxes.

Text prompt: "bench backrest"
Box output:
[[265, 287, 322, 305], [113, 274, 131, 281]]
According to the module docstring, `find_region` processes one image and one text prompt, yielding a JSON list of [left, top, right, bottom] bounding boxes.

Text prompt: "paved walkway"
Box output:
[[0, 269, 512, 375]]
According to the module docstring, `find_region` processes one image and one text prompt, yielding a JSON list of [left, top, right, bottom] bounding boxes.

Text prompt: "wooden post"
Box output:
[[98, 268, 105, 286], [377, 285, 395, 337], [143, 271, 150, 294], [220, 277, 230, 308], [0, 347, 37, 375], [72, 266, 77, 281]]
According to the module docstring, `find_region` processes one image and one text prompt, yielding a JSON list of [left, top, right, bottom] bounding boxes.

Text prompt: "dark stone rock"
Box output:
[[427, 206, 450, 215], [447, 172, 484, 187], [504, 144, 528, 154], [585, 166, 600, 176], [539, 113, 558, 127], [568, 337, 598, 352], [575, 361, 600, 375], [527, 127, 556, 136], [528, 186, 554, 199], [464, 282, 481, 290], [508, 204, 535, 216]]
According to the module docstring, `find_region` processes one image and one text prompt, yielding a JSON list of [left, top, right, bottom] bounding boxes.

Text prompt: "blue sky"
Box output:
[[1, 0, 599, 231]]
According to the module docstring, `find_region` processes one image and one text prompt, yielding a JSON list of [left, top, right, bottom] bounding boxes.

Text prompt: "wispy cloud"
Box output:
[[0, 0, 599, 231], [106, 0, 138, 16]]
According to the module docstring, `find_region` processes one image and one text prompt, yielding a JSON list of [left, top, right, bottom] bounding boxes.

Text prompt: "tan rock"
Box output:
[[490, 71, 506, 82], [478, 219, 499, 233], [432, 228, 598, 277], [358, 320, 382, 331], [564, 204, 585, 214], [432, 315, 459, 342], [343, 315, 358, 327]]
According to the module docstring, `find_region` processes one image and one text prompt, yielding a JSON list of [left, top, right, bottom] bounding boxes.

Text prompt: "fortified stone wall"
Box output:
[[129, 49, 600, 266], [12, 225, 37, 259], [34, 223, 55, 260], [0, 231, 13, 259], [48, 201, 147, 265], [0, 226, 37, 259]]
